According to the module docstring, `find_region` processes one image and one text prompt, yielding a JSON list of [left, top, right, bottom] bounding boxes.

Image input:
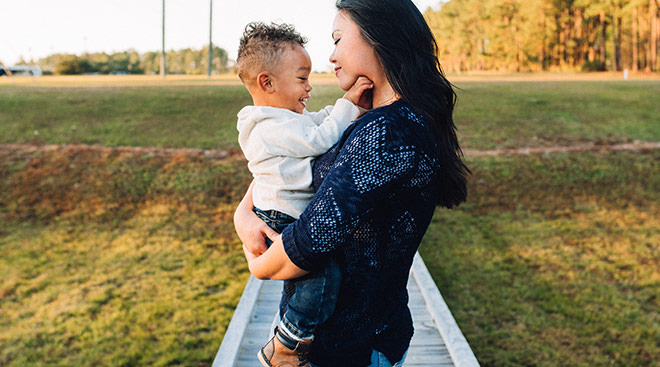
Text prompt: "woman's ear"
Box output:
[[257, 72, 275, 93]]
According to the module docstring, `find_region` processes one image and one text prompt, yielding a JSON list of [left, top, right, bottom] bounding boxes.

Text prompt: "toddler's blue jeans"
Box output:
[[253, 207, 341, 342]]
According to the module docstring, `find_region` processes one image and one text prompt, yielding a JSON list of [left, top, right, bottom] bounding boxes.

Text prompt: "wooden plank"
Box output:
[[216, 252, 479, 367], [411, 252, 480, 367], [212, 276, 263, 367], [234, 280, 281, 367]]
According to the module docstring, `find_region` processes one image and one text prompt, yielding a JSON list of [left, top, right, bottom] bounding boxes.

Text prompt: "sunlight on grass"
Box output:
[[0, 146, 255, 366], [420, 151, 660, 367], [1, 81, 659, 366], [0, 204, 249, 367], [2, 81, 659, 150]]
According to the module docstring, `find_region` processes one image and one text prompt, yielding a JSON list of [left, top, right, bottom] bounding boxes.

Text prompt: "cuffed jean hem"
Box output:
[[278, 313, 315, 341]]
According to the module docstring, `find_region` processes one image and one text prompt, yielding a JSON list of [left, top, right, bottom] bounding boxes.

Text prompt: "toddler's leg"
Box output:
[[277, 258, 342, 343]]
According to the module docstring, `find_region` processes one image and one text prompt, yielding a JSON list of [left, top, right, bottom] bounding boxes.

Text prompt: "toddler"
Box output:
[[235, 22, 372, 367]]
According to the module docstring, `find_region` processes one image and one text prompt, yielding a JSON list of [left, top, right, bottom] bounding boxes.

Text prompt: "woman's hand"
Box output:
[[235, 182, 308, 280], [244, 235, 309, 280], [233, 181, 279, 256], [343, 76, 373, 111]]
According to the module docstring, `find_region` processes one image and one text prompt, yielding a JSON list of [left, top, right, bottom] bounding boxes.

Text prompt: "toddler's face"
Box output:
[[269, 44, 313, 114]]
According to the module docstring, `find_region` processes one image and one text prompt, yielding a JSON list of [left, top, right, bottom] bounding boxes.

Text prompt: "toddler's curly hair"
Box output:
[[236, 22, 308, 85]]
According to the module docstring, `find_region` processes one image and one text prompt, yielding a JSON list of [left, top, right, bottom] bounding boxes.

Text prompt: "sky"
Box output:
[[1, 0, 443, 72]]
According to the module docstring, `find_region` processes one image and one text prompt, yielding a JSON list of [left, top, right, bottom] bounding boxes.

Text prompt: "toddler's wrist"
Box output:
[[342, 94, 357, 105]]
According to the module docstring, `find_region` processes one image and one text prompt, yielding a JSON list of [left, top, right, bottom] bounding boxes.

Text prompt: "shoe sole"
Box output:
[[257, 349, 273, 367]]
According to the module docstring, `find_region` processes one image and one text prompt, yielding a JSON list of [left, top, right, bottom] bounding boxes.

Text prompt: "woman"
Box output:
[[234, 0, 469, 366]]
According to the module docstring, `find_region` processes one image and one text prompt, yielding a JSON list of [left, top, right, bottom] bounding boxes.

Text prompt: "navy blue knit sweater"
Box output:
[[281, 100, 446, 367]]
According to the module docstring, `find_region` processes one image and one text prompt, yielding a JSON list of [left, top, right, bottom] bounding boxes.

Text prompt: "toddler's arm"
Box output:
[[260, 99, 358, 158], [261, 78, 374, 158]]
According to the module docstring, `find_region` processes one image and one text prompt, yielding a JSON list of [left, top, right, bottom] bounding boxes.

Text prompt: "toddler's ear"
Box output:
[[257, 72, 275, 93]]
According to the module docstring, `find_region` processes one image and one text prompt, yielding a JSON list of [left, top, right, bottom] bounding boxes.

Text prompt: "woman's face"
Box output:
[[329, 10, 382, 91]]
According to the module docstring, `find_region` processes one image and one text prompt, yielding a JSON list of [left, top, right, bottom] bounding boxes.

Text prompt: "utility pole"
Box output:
[[208, 0, 213, 77], [161, 0, 166, 78]]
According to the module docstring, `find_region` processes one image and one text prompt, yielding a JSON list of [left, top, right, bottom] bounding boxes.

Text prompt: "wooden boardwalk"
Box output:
[[213, 253, 480, 367]]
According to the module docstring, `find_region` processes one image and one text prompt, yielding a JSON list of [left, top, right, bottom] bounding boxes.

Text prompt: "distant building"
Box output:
[[0, 65, 43, 77]]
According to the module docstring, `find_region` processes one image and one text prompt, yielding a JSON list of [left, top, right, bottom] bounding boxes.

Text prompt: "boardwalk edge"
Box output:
[[212, 276, 263, 367], [412, 252, 481, 367]]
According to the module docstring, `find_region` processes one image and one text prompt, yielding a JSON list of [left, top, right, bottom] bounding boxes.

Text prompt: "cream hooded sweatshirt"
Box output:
[[237, 98, 360, 218]]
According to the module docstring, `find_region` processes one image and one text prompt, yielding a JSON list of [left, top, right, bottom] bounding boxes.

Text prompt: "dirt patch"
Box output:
[[3, 142, 659, 161], [0, 143, 244, 161], [464, 142, 660, 157]]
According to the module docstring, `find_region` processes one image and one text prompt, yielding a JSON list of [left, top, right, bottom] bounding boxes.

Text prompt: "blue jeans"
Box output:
[[253, 207, 341, 341], [308, 349, 408, 367], [368, 349, 407, 367]]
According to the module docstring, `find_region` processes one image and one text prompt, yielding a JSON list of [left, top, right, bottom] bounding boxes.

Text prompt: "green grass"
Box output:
[[420, 151, 660, 367], [0, 84, 343, 150], [452, 81, 660, 149], [1, 80, 659, 366], [0, 148, 253, 367], [1, 214, 247, 367], [1, 81, 659, 150], [0, 85, 251, 150], [2, 146, 658, 367]]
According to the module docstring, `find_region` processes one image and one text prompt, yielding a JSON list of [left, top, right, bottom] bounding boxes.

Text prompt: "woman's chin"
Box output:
[[337, 76, 358, 92], [338, 81, 354, 92]]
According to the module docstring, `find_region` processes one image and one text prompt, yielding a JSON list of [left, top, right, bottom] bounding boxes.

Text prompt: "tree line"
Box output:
[[425, 0, 660, 72], [20, 47, 230, 75]]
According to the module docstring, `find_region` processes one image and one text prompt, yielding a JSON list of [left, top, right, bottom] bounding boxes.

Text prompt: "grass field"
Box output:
[[2, 77, 660, 150], [1, 76, 659, 367], [421, 151, 660, 367], [0, 148, 253, 367]]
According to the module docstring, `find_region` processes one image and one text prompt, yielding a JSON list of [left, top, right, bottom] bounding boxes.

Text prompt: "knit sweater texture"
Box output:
[[281, 100, 447, 366]]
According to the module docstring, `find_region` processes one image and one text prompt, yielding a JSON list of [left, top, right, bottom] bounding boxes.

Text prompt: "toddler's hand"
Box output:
[[343, 76, 373, 110]]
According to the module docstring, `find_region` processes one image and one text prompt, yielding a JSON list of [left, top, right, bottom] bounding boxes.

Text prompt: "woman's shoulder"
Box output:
[[357, 100, 427, 130], [351, 100, 433, 149]]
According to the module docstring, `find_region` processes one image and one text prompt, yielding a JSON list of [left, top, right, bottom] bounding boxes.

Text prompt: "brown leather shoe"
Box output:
[[257, 333, 312, 367]]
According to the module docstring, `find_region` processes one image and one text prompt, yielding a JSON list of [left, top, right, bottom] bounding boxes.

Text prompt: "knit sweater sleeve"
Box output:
[[281, 114, 418, 271]]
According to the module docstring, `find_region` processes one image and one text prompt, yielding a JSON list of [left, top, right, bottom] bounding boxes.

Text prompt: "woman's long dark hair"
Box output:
[[336, 0, 469, 208]]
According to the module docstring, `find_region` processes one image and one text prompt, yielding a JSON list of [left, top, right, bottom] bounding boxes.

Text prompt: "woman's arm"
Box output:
[[233, 181, 278, 256], [234, 182, 307, 279], [281, 115, 418, 272], [243, 236, 309, 280]]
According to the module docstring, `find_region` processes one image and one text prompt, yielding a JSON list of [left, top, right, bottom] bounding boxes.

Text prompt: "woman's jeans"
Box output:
[[253, 207, 341, 341], [367, 349, 408, 367], [307, 349, 408, 367], [270, 315, 409, 367]]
